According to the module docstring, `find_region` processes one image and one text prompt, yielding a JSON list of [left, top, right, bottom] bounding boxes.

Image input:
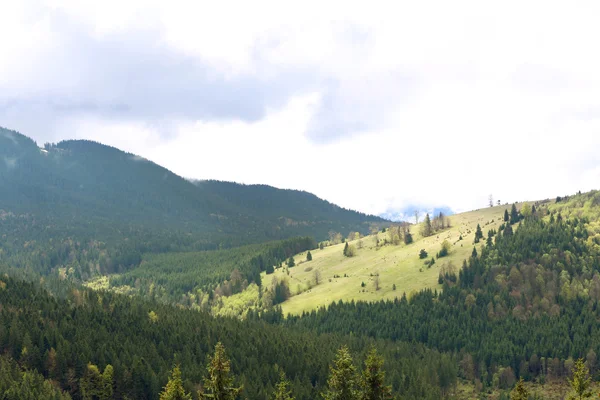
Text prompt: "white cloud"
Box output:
[[1, 0, 600, 216]]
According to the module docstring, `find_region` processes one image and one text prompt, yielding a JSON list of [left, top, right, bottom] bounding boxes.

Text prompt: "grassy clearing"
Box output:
[[264, 204, 519, 315]]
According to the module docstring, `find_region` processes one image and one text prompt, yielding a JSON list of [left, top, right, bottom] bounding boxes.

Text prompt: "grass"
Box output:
[[263, 204, 520, 315]]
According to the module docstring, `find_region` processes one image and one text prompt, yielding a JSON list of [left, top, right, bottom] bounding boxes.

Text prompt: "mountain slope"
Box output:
[[266, 203, 525, 315], [0, 127, 385, 242]]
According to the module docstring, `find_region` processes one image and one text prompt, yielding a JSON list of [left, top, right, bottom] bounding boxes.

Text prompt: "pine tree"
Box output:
[[199, 342, 242, 400], [287, 256, 295, 268], [474, 224, 483, 243], [360, 348, 392, 400], [567, 358, 592, 400], [160, 365, 192, 400], [421, 214, 433, 237], [504, 209, 510, 222], [101, 364, 114, 400], [272, 371, 295, 400], [343, 242, 349, 257], [510, 378, 528, 400], [307, 251, 312, 262], [510, 204, 519, 225], [471, 247, 478, 258], [323, 346, 359, 400]]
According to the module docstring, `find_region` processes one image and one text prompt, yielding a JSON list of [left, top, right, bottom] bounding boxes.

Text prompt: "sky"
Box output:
[[2, 1, 600, 218]]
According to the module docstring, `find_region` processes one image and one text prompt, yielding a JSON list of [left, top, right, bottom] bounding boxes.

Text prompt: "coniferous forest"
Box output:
[[3, 129, 600, 399]]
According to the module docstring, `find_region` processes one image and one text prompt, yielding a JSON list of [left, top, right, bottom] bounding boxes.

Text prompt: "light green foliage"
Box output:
[[199, 342, 242, 400], [323, 346, 360, 400], [266, 205, 512, 315], [272, 372, 295, 400], [160, 365, 192, 400], [510, 378, 528, 400], [212, 283, 261, 318], [567, 358, 593, 400]]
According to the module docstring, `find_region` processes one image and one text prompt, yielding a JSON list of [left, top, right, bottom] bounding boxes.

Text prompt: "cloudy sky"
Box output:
[[2, 1, 600, 217]]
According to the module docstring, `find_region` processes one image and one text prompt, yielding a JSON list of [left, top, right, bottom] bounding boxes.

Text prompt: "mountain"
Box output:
[[0, 127, 385, 243]]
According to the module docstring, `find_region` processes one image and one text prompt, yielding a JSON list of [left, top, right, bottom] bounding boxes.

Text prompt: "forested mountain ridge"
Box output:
[[268, 191, 600, 397], [0, 127, 385, 278]]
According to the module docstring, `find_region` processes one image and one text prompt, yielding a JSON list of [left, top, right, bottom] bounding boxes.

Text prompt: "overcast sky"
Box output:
[[2, 1, 600, 216]]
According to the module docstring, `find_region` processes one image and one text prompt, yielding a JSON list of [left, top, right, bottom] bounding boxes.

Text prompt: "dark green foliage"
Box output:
[[360, 348, 392, 400], [474, 224, 483, 243], [0, 277, 454, 400], [0, 128, 383, 281], [282, 216, 600, 393], [419, 249, 428, 259], [109, 237, 315, 305], [510, 203, 520, 225], [471, 247, 478, 258], [421, 214, 433, 237], [504, 209, 510, 222], [307, 251, 312, 262], [287, 256, 295, 268], [403, 231, 413, 245]]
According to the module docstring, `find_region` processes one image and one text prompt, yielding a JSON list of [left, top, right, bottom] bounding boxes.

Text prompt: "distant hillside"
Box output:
[[0, 127, 386, 276]]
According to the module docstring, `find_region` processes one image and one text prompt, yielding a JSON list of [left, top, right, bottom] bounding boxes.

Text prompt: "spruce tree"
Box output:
[[160, 365, 192, 400], [510, 378, 528, 400], [471, 247, 478, 258], [287, 256, 295, 268], [567, 358, 592, 400], [343, 242, 349, 257], [360, 348, 392, 400], [504, 209, 510, 222], [199, 343, 242, 400], [272, 371, 295, 400], [101, 365, 114, 400], [474, 224, 483, 243], [323, 346, 359, 400], [307, 251, 312, 262], [421, 214, 433, 237], [510, 204, 519, 225]]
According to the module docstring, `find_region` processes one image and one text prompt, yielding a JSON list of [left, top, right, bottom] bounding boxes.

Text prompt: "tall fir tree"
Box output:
[[199, 342, 242, 400], [474, 224, 484, 243], [287, 256, 295, 268], [510, 204, 519, 225], [504, 209, 510, 222], [343, 242, 349, 257], [421, 214, 433, 237], [323, 346, 359, 400], [307, 251, 312, 262], [272, 371, 295, 400], [160, 365, 192, 400], [567, 358, 592, 400], [360, 348, 392, 400]]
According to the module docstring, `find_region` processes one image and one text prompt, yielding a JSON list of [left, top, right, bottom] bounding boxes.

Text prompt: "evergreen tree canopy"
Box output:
[[199, 342, 242, 400], [360, 348, 392, 400], [323, 346, 360, 400], [160, 366, 192, 400]]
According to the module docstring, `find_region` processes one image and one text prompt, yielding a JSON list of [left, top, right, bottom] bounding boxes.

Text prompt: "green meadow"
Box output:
[[265, 204, 520, 315]]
